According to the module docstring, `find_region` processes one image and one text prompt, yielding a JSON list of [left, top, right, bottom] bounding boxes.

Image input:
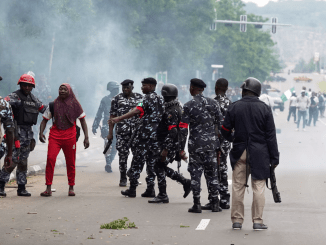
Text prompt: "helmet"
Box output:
[[17, 74, 35, 88], [161, 84, 178, 97], [240, 77, 261, 96], [107, 81, 119, 91]]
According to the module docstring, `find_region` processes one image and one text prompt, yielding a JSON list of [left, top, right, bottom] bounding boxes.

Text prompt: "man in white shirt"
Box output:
[[296, 90, 310, 131], [287, 92, 297, 123]]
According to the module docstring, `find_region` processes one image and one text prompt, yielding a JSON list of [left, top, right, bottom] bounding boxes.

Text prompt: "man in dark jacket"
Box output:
[[221, 77, 279, 231]]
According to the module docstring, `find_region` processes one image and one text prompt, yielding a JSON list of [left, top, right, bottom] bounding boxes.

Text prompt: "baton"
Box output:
[[103, 139, 113, 154]]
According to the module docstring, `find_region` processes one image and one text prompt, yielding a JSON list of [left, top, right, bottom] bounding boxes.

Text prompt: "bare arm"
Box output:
[[107, 115, 116, 140], [39, 119, 48, 143], [79, 117, 89, 149], [109, 107, 141, 124]]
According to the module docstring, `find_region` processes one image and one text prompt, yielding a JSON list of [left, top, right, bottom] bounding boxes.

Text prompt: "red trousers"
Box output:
[[45, 137, 76, 186]]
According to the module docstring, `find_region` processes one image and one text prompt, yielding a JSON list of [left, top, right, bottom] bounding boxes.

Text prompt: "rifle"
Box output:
[[267, 166, 281, 203], [103, 139, 113, 154]]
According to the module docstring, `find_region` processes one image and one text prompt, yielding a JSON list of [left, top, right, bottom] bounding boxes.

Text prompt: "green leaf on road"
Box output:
[[101, 217, 137, 230]]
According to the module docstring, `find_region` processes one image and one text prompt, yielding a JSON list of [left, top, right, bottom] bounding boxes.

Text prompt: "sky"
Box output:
[[242, 0, 278, 7]]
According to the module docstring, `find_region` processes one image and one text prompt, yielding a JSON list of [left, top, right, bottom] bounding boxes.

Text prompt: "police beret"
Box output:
[[121, 79, 134, 86], [141, 77, 157, 85], [190, 78, 206, 88]]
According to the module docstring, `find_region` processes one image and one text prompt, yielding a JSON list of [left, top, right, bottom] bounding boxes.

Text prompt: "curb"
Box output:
[[9, 147, 103, 181]]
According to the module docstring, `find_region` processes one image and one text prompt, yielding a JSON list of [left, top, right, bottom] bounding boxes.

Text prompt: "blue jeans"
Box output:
[[297, 110, 307, 129]]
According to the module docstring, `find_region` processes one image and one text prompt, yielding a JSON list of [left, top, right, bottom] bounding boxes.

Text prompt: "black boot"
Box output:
[[211, 197, 222, 212], [0, 181, 6, 197], [148, 186, 169, 203], [121, 185, 136, 197], [188, 197, 202, 213], [119, 172, 127, 187], [220, 194, 230, 209], [201, 194, 212, 210], [141, 186, 155, 198], [17, 184, 31, 197], [182, 179, 192, 198]]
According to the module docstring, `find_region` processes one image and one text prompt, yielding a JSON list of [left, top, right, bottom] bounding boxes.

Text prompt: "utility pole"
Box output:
[[48, 32, 55, 84]]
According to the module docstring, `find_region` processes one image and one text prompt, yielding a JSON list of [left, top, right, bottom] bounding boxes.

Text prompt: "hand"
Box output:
[[4, 155, 13, 169], [92, 128, 97, 135], [39, 134, 46, 143], [109, 117, 120, 124], [180, 151, 188, 161], [161, 149, 168, 162], [84, 138, 90, 149], [107, 133, 113, 141]]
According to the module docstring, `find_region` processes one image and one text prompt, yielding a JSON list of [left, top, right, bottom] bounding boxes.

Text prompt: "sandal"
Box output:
[[40, 190, 52, 197], [68, 191, 75, 196]]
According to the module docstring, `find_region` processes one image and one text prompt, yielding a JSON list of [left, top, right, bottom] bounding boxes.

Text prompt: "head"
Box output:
[[141, 77, 157, 94], [161, 84, 178, 102], [292, 91, 296, 97], [121, 79, 134, 97], [20, 83, 34, 95], [107, 81, 119, 96], [240, 77, 261, 97], [189, 78, 206, 96], [312, 91, 316, 97], [18, 74, 35, 95], [59, 84, 69, 100], [215, 78, 228, 96], [301, 90, 306, 97]]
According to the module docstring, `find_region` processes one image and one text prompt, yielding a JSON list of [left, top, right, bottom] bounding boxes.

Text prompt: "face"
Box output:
[[20, 83, 34, 95], [59, 85, 69, 99], [141, 83, 153, 94], [301, 92, 305, 97], [122, 85, 133, 96]]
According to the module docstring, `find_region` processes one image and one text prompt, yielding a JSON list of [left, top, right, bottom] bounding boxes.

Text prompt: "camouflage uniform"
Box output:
[[0, 91, 46, 185], [92, 94, 117, 169], [181, 94, 222, 199], [155, 99, 188, 189], [0, 98, 15, 160], [128, 91, 164, 188], [214, 94, 232, 207], [110, 92, 143, 173]]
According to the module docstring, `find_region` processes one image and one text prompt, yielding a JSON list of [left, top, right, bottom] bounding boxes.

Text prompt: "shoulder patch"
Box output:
[[137, 102, 143, 107], [167, 114, 172, 119]]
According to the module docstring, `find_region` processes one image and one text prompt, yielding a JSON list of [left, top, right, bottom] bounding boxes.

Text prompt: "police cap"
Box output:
[[190, 78, 206, 89], [141, 77, 157, 85], [121, 79, 134, 86]]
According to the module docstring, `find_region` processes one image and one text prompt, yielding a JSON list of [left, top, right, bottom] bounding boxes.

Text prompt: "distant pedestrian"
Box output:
[[296, 90, 310, 131], [39, 83, 89, 197], [307, 92, 318, 127], [318, 92, 325, 118], [287, 92, 297, 123]]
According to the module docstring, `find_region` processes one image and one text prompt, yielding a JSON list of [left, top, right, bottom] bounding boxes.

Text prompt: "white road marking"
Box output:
[[196, 219, 210, 230], [318, 119, 326, 126]]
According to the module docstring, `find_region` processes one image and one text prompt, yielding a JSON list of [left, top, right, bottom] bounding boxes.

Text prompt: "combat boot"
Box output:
[[141, 187, 155, 198], [17, 184, 31, 197], [220, 194, 230, 209], [148, 186, 169, 203], [211, 197, 222, 212], [201, 194, 212, 210], [119, 172, 127, 187], [121, 185, 136, 198], [188, 197, 202, 213], [182, 179, 191, 198], [0, 181, 6, 197]]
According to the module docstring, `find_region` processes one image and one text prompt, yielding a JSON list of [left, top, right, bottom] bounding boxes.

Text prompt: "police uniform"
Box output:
[[215, 94, 232, 208], [150, 97, 191, 202], [181, 79, 223, 212], [0, 88, 46, 195], [92, 82, 119, 172], [110, 81, 142, 183]]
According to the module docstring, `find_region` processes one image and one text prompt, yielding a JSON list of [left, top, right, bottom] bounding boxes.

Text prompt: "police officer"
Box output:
[[202, 78, 232, 210], [180, 78, 223, 213], [148, 84, 191, 204], [107, 79, 143, 186], [0, 96, 15, 197], [221, 77, 279, 230], [109, 77, 164, 198], [92, 81, 119, 173], [0, 74, 47, 196]]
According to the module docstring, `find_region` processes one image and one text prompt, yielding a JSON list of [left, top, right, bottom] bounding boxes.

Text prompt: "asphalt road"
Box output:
[[1, 94, 326, 244]]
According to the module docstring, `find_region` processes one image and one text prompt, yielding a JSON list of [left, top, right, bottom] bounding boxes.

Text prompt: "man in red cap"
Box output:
[[0, 74, 47, 197]]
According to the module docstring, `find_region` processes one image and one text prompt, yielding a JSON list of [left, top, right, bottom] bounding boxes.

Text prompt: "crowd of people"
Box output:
[[0, 73, 279, 231]]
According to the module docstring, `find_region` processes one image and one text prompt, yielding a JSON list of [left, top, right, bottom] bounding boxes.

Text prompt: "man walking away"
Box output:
[[296, 90, 310, 131], [287, 92, 297, 123], [222, 77, 279, 231], [307, 92, 318, 127]]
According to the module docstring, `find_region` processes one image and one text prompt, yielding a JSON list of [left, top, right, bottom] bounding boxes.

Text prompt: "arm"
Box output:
[[265, 107, 279, 167], [1, 101, 15, 168], [107, 98, 117, 140], [92, 98, 105, 134], [179, 105, 189, 157], [107, 115, 116, 140], [221, 108, 235, 142], [109, 107, 141, 124], [79, 117, 89, 149], [39, 119, 48, 143]]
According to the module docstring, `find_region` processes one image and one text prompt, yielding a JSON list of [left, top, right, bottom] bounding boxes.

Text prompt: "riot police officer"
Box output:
[[0, 74, 47, 196], [92, 81, 119, 173], [109, 77, 164, 198], [180, 78, 223, 213], [148, 84, 191, 204], [107, 79, 143, 186]]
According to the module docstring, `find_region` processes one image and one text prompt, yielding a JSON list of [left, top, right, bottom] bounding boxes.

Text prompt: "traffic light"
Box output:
[[240, 15, 247, 32], [272, 17, 277, 34]]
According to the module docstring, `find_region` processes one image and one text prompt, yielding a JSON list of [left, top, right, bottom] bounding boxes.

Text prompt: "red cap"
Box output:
[[17, 74, 35, 88]]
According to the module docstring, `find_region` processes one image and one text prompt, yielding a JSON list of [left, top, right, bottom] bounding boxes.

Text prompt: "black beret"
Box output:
[[190, 78, 206, 88], [121, 79, 134, 86], [141, 77, 157, 85]]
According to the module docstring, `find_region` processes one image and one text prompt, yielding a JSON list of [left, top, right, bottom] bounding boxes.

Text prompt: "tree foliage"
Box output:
[[294, 58, 319, 73]]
